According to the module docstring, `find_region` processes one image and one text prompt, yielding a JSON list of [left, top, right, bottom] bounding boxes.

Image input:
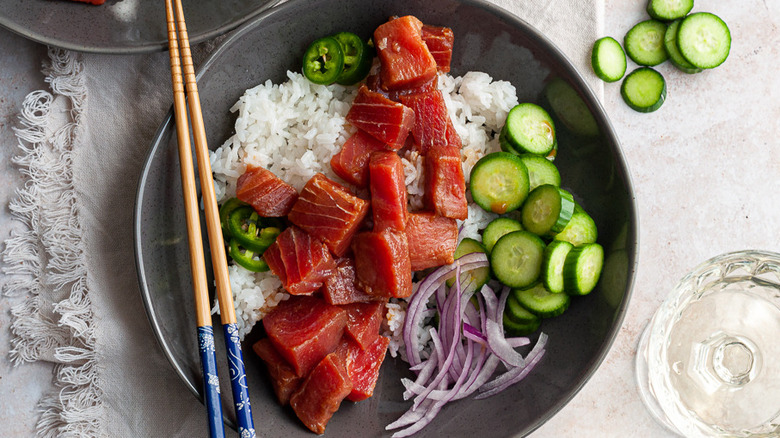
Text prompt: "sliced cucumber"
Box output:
[[553, 208, 598, 246], [624, 19, 669, 66], [482, 217, 523, 254], [502, 103, 556, 156], [646, 0, 693, 21], [505, 292, 540, 324], [519, 154, 561, 191], [591, 36, 627, 83], [543, 78, 600, 138], [563, 243, 604, 296], [520, 185, 575, 236], [621, 67, 666, 113], [469, 152, 529, 214], [503, 310, 541, 336], [489, 230, 545, 289], [541, 240, 574, 294], [677, 12, 731, 69], [664, 20, 703, 74], [513, 282, 570, 318], [446, 238, 491, 288]]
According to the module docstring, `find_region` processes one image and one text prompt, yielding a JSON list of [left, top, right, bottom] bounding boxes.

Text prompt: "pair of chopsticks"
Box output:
[[164, 1, 255, 437]]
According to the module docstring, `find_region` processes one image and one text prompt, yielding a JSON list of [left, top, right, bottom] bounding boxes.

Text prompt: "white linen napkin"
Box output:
[[2, 1, 603, 436]]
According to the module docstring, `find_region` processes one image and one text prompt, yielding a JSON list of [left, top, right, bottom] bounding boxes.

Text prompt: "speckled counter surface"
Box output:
[[1, 0, 778, 436], [532, 1, 780, 436]]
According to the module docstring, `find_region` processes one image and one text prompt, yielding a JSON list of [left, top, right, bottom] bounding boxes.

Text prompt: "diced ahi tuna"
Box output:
[[264, 226, 336, 295], [369, 151, 408, 232], [421, 25, 455, 72], [374, 16, 438, 90], [405, 212, 458, 271], [398, 90, 461, 155], [346, 85, 414, 150], [321, 257, 378, 306], [330, 130, 388, 187], [424, 145, 468, 220], [366, 67, 438, 102], [236, 165, 298, 217], [253, 338, 303, 405], [352, 229, 412, 298], [290, 353, 353, 435], [288, 173, 370, 257], [335, 336, 390, 402], [342, 301, 385, 350], [262, 296, 348, 377]]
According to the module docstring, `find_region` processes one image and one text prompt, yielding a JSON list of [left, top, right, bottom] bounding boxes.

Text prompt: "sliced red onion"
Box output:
[[390, 252, 548, 436], [403, 253, 489, 366], [476, 332, 548, 399]]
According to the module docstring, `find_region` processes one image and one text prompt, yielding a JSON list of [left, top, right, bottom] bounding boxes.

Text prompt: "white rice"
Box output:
[[210, 71, 518, 346]]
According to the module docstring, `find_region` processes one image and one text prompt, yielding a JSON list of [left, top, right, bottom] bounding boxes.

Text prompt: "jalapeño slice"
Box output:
[[227, 206, 281, 253], [228, 239, 270, 272], [302, 36, 345, 85], [333, 32, 372, 85]]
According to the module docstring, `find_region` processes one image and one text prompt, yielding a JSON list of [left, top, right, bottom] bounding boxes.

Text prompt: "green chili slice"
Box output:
[[333, 32, 372, 85], [219, 197, 248, 238], [302, 36, 345, 85], [227, 206, 280, 253], [228, 239, 270, 272]]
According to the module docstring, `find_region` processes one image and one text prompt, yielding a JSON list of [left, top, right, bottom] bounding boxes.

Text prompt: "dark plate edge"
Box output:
[[0, 0, 283, 54]]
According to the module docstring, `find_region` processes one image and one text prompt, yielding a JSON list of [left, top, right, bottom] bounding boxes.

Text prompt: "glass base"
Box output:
[[635, 321, 683, 437]]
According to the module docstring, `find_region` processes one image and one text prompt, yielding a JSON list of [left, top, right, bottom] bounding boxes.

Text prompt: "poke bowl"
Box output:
[[135, 0, 637, 436]]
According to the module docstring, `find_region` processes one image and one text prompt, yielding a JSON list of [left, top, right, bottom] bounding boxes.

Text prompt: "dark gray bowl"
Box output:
[[135, 0, 638, 436], [0, 0, 280, 54]]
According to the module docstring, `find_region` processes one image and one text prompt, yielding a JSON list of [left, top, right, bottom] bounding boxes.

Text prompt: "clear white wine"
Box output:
[[637, 251, 780, 437]]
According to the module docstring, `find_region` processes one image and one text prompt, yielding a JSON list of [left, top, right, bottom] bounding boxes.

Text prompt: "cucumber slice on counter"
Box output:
[[591, 36, 627, 82], [624, 19, 669, 66], [677, 12, 731, 69], [647, 0, 693, 21], [664, 20, 703, 74], [621, 67, 666, 113]]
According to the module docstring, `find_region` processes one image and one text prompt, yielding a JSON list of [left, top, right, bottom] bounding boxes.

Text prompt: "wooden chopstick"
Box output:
[[164, 2, 226, 437], [165, 0, 256, 437]]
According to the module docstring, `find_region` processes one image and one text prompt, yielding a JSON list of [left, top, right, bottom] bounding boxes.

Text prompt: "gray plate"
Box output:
[[135, 0, 638, 436], [0, 0, 281, 54]]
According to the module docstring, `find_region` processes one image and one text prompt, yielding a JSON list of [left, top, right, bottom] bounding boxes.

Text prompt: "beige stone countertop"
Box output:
[[533, 0, 780, 436], [1, 0, 779, 436]]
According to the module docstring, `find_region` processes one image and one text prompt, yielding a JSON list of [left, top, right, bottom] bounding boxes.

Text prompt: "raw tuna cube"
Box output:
[[366, 66, 438, 102], [369, 151, 408, 232], [352, 229, 412, 298], [424, 145, 468, 220], [262, 296, 348, 377], [421, 25, 455, 72], [330, 130, 389, 187], [290, 352, 353, 435], [321, 257, 378, 306], [405, 212, 458, 271], [335, 336, 391, 402], [374, 16, 438, 90], [398, 90, 461, 155], [346, 85, 414, 150], [235, 165, 299, 217], [288, 173, 370, 257], [252, 338, 303, 405], [342, 301, 385, 350], [264, 225, 336, 295]]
